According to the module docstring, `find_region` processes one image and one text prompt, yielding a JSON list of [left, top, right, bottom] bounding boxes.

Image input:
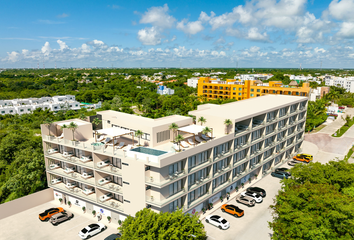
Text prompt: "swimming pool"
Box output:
[[130, 147, 167, 156]]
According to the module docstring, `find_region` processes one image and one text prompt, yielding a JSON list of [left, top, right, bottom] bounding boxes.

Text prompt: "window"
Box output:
[[220, 87, 223, 89], [189, 150, 209, 169], [233, 92, 236, 95], [279, 108, 286, 117], [188, 168, 209, 186], [213, 157, 229, 173], [10, 110, 13, 113], [251, 89, 254, 92], [20, 109, 24, 112], [213, 142, 230, 158], [267, 111, 276, 122], [250, 94, 254, 97], [250, 142, 261, 155], [157, 130, 170, 143], [257, 89, 260, 92], [239, 88, 242, 91], [238, 93, 241, 95], [251, 129, 261, 141], [233, 149, 246, 164], [28, 109, 31, 111], [169, 198, 181, 212], [188, 184, 207, 203], [238, 97, 241, 100], [169, 180, 182, 196], [169, 161, 182, 175], [1, 111, 4, 114], [233, 87, 236, 90], [212, 172, 228, 189]]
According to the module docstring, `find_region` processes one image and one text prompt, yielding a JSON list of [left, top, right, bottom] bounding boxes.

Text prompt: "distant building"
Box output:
[[289, 75, 316, 81], [325, 76, 354, 92], [187, 77, 199, 88], [0, 95, 81, 115], [309, 87, 330, 101], [157, 85, 174, 95], [235, 74, 273, 81]]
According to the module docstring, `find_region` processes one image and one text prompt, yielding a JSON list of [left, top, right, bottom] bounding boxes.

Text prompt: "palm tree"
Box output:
[[202, 127, 212, 138], [169, 123, 179, 142], [92, 118, 102, 142], [68, 122, 79, 141], [135, 130, 143, 146], [79, 113, 86, 121], [224, 119, 232, 134], [175, 134, 184, 151], [198, 116, 206, 126], [43, 118, 53, 136]]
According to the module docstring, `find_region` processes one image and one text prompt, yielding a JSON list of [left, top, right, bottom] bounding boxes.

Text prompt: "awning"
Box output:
[[178, 125, 205, 135]]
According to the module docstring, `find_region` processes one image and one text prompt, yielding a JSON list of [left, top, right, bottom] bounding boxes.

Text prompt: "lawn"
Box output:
[[332, 117, 354, 137], [310, 124, 327, 133]]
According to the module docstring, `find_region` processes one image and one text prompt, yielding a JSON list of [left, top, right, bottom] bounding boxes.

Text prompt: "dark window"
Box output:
[[221, 219, 227, 224], [123, 181, 130, 185], [122, 163, 129, 166], [124, 199, 130, 203]]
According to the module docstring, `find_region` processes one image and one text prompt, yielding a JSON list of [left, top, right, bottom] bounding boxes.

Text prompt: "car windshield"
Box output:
[[81, 228, 88, 234], [221, 219, 227, 224], [88, 224, 98, 228]]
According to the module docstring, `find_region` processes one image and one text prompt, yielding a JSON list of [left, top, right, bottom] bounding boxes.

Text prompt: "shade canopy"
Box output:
[[178, 124, 206, 135], [254, 80, 263, 85], [289, 81, 298, 86], [96, 127, 133, 137]]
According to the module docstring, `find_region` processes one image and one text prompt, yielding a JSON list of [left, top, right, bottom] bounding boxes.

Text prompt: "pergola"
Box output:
[[177, 124, 213, 146], [96, 127, 134, 153]]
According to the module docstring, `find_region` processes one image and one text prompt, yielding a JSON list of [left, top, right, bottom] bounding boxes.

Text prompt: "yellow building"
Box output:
[[198, 77, 310, 101]]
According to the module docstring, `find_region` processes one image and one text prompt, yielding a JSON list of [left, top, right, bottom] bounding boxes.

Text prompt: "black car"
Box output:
[[246, 187, 266, 197], [275, 168, 291, 175], [104, 233, 122, 240], [271, 170, 290, 179]]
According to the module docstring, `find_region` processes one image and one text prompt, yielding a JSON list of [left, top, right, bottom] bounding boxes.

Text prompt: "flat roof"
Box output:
[[189, 95, 307, 120], [97, 110, 191, 127]]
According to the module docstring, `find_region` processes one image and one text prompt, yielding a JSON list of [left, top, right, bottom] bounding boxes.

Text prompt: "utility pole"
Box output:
[[300, 63, 302, 71], [320, 61, 322, 71]]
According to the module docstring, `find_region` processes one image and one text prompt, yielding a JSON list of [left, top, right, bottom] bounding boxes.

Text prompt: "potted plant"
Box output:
[[202, 208, 206, 214], [82, 206, 86, 213], [118, 220, 122, 226], [248, 178, 251, 184], [241, 183, 244, 188], [235, 186, 239, 192], [255, 174, 258, 180], [107, 216, 111, 223], [182, 187, 186, 192], [92, 210, 96, 217], [68, 201, 71, 207], [59, 198, 62, 204], [220, 196, 223, 202], [150, 176, 153, 182], [151, 196, 154, 201], [210, 203, 213, 209]]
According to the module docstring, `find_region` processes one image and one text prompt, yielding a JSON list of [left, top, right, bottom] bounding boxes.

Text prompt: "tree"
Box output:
[[67, 122, 78, 141], [198, 116, 206, 126], [43, 118, 53, 136], [135, 130, 143, 146], [224, 119, 232, 134], [79, 113, 86, 121], [112, 95, 122, 111], [269, 160, 354, 240], [118, 208, 206, 240], [175, 134, 184, 151], [92, 118, 102, 142], [202, 127, 212, 137], [169, 123, 179, 142]]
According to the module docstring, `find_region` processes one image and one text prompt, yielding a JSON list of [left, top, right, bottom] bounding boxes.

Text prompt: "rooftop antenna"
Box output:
[[37, 62, 39, 70], [300, 63, 302, 71], [43, 63, 45, 69], [320, 61, 322, 71], [55, 61, 57, 69]]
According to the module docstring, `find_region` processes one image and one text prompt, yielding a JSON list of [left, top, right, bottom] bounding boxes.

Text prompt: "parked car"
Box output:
[[78, 223, 106, 239], [240, 191, 263, 203], [275, 167, 291, 175], [246, 187, 266, 197], [288, 160, 304, 166], [104, 233, 122, 240], [235, 194, 256, 207], [38, 207, 64, 221], [293, 153, 313, 163], [221, 204, 244, 217], [271, 169, 290, 179], [49, 211, 73, 226], [205, 215, 230, 230]]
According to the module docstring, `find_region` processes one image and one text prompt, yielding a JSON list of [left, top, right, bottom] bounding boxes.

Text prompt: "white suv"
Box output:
[[241, 191, 263, 203]]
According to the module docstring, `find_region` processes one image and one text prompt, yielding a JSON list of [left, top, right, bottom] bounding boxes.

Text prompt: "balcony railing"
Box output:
[[146, 171, 187, 187], [146, 189, 186, 207], [187, 192, 211, 210], [96, 182, 123, 195], [47, 167, 96, 186]]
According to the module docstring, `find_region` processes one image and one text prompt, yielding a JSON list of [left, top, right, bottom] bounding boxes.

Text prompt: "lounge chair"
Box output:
[[97, 135, 105, 142], [103, 137, 111, 144], [180, 141, 190, 148], [195, 136, 203, 143], [124, 144, 133, 152], [115, 142, 125, 149], [201, 134, 211, 141], [187, 138, 195, 145], [107, 139, 119, 146], [56, 133, 64, 139]]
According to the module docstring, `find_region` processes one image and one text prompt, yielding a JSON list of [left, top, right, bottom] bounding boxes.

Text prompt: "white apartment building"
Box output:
[[325, 76, 354, 92], [235, 74, 273, 81], [289, 75, 316, 81], [157, 86, 174, 95], [187, 77, 199, 88], [41, 95, 307, 221], [0, 95, 81, 115]]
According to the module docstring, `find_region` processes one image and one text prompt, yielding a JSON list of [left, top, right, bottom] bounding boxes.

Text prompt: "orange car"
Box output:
[[221, 204, 244, 217], [39, 207, 64, 221], [293, 154, 313, 163]]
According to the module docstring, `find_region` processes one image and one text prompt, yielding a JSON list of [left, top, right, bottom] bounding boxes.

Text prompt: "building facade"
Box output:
[[198, 77, 310, 101], [309, 86, 330, 101], [324, 76, 354, 93], [0, 95, 80, 115], [41, 95, 306, 221], [187, 77, 199, 88]]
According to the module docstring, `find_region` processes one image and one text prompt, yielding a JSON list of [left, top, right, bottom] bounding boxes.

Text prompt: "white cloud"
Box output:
[[41, 42, 52, 56], [57, 40, 68, 51], [137, 27, 161, 45], [4, 51, 19, 62], [337, 22, 354, 38], [246, 28, 269, 42], [177, 20, 204, 35], [329, 0, 354, 22], [250, 46, 260, 52], [314, 47, 326, 53], [57, 13, 69, 18], [81, 43, 91, 53], [139, 4, 175, 29]]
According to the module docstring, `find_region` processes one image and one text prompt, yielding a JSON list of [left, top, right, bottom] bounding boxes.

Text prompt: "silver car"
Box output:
[[49, 211, 73, 226], [235, 194, 256, 207]]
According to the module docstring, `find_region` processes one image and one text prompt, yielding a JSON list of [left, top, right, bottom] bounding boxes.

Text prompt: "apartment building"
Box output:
[[198, 77, 310, 101], [235, 74, 273, 81], [41, 95, 306, 221], [324, 76, 354, 93], [0, 95, 81, 115]]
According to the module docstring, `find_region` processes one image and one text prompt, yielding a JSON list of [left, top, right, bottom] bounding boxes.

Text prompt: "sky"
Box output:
[[2, 0, 354, 68]]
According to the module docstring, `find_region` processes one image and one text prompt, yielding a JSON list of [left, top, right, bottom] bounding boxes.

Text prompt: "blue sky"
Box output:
[[2, 0, 354, 68]]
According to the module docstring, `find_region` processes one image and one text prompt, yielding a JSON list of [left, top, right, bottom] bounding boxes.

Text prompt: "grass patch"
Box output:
[[310, 124, 326, 133], [344, 147, 354, 161], [332, 117, 354, 137]]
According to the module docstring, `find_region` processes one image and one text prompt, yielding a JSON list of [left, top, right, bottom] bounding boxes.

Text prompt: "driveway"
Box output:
[[0, 201, 119, 240], [319, 108, 354, 135]]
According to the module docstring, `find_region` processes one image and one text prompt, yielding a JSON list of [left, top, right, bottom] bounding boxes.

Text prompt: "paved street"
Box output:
[[0, 201, 119, 240]]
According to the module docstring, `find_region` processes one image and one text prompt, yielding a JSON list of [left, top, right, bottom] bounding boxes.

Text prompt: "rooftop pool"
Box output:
[[130, 147, 167, 156]]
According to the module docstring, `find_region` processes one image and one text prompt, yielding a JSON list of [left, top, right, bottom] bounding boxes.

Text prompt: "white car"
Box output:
[[241, 191, 263, 203], [78, 223, 106, 239], [205, 215, 230, 230]]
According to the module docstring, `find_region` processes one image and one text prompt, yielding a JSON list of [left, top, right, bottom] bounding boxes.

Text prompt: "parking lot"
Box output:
[[1, 201, 119, 240], [203, 165, 285, 240]]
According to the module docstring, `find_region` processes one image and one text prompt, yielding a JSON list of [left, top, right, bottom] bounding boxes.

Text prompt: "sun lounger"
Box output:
[[195, 136, 203, 143], [124, 144, 133, 152], [65, 182, 76, 189], [63, 167, 75, 174], [103, 137, 111, 144], [79, 155, 92, 163], [97, 159, 111, 168], [97, 135, 105, 142], [180, 141, 190, 148], [82, 187, 94, 195], [81, 172, 93, 179], [107, 139, 119, 146], [187, 138, 195, 145], [51, 178, 62, 185], [49, 163, 60, 170], [201, 134, 211, 141], [99, 193, 113, 202], [115, 142, 125, 149], [98, 176, 112, 185]]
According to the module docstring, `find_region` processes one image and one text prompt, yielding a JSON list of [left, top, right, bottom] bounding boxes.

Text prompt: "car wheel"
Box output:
[[234, 214, 237, 217], [101, 228, 104, 232], [205, 219, 209, 223], [221, 209, 225, 212], [218, 226, 222, 230]]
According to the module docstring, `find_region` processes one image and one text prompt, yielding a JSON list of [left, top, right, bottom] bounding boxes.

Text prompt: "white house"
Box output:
[[187, 77, 199, 88]]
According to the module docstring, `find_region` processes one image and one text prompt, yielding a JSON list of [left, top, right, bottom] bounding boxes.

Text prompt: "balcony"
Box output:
[[187, 192, 211, 210], [49, 181, 97, 203], [146, 189, 186, 207], [47, 167, 96, 186], [95, 163, 122, 176], [235, 125, 249, 135], [146, 171, 187, 188], [212, 179, 232, 194], [189, 159, 212, 174], [213, 164, 231, 177], [232, 168, 250, 181], [188, 176, 210, 191], [96, 182, 123, 195], [252, 119, 265, 130], [46, 152, 94, 169], [99, 198, 124, 212]]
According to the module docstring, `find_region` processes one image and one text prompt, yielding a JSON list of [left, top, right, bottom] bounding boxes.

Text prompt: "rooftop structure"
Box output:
[[198, 77, 310, 101], [41, 95, 307, 220]]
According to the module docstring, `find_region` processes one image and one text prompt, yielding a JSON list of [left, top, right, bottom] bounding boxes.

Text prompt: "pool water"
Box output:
[[130, 147, 167, 156]]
